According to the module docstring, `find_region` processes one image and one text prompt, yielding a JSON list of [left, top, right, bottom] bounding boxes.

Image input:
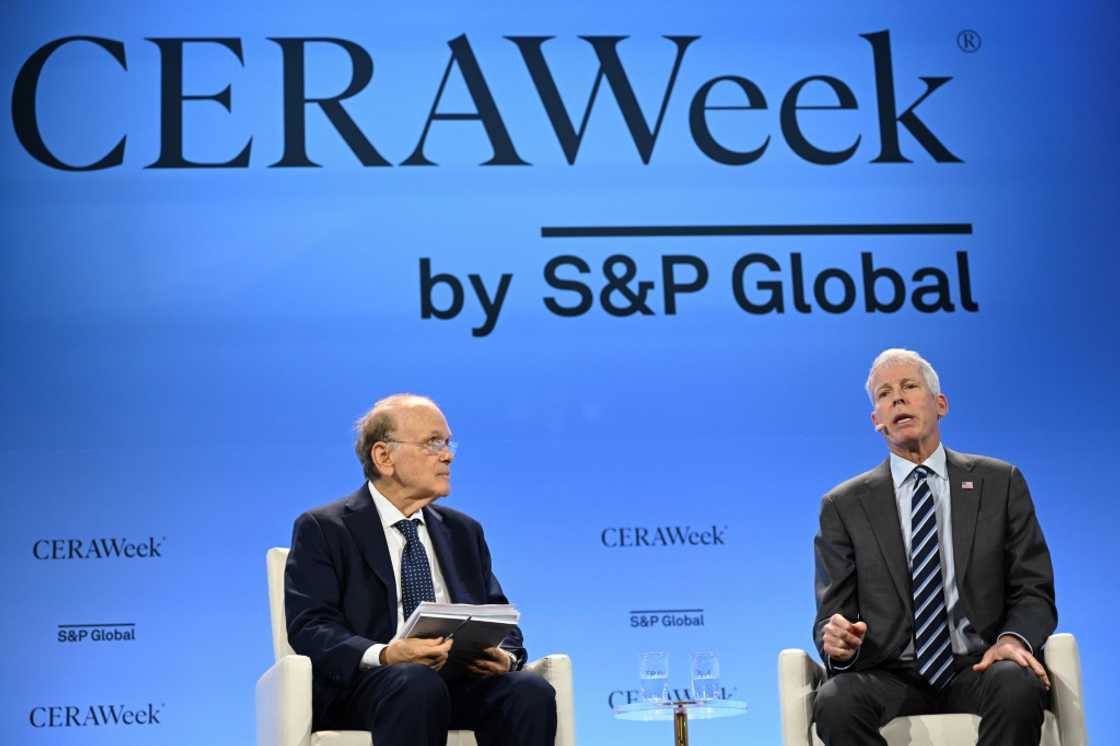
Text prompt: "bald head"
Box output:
[[354, 394, 440, 481]]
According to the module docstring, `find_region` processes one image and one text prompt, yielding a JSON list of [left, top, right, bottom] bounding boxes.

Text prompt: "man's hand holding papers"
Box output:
[[397, 601, 521, 675]]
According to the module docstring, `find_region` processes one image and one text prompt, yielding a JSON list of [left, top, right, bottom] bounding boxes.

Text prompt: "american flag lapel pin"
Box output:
[[961, 481, 974, 490]]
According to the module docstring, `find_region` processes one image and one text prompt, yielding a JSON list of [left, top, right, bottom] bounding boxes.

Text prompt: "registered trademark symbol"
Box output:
[[957, 29, 982, 53]]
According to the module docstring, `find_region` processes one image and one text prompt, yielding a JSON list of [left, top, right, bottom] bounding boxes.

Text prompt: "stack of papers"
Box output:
[[397, 602, 520, 658]]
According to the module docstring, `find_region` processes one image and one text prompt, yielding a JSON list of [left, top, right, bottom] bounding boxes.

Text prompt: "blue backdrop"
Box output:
[[3, 2, 1117, 744]]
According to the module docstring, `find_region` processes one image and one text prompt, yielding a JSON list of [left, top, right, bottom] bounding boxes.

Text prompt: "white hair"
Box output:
[[865, 348, 941, 402]]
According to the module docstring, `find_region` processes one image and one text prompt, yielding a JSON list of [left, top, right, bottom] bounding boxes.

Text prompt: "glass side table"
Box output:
[[613, 699, 748, 746]]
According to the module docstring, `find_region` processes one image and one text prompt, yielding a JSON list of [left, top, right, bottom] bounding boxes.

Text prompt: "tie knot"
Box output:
[[910, 465, 932, 484], [394, 518, 422, 541]]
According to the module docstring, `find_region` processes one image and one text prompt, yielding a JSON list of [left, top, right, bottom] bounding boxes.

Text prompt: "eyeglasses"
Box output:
[[386, 437, 459, 456]]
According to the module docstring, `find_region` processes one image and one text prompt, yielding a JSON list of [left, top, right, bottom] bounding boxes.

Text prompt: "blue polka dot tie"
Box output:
[[394, 518, 436, 621]]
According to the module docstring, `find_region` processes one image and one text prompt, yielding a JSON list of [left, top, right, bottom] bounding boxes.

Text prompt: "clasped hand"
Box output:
[[382, 637, 453, 669], [821, 613, 867, 662], [464, 646, 513, 677]]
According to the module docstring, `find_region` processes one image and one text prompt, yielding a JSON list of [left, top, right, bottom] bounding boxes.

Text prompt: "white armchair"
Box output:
[[777, 633, 1086, 746], [256, 547, 576, 746]]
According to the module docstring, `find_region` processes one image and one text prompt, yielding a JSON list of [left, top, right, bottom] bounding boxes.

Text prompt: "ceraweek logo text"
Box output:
[[608, 685, 737, 709], [32, 537, 165, 559], [29, 704, 162, 728], [601, 526, 727, 547], [11, 30, 978, 338], [15, 30, 957, 170]]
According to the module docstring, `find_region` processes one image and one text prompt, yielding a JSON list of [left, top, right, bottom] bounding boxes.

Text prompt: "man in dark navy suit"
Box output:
[[285, 394, 556, 746], [812, 349, 1056, 745]]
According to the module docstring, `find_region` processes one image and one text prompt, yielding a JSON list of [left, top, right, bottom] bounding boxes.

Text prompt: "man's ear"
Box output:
[[936, 392, 949, 419], [371, 442, 394, 477]]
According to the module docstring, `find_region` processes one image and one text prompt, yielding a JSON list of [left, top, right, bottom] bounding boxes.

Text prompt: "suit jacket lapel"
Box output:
[[341, 486, 398, 629], [946, 448, 982, 588], [424, 506, 469, 602], [857, 460, 911, 608]]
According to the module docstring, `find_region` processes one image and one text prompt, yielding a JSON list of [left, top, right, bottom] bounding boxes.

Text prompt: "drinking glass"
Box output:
[[638, 651, 670, 703], [690, 650, 720, 702]]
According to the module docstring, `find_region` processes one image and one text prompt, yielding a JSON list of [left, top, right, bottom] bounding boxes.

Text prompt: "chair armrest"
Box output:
[[525, 654, 575, 746], [778, 649, 825, 746], [1044, 633, 1086, 746], [256, 654, 314, 746]]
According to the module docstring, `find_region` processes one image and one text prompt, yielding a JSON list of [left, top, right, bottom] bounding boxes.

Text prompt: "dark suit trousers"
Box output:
[[319, 663, 557, 746], [813, 658, 1047, 746]]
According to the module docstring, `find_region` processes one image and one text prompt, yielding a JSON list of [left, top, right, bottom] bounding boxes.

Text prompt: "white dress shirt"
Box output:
[[890, 443, 985, 657], [360, 482, 450, 668], [358, 483, 515, 671]]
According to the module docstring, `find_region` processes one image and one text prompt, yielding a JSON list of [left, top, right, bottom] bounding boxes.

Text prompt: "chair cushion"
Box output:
[[311, 732, 370, 746], [812, 711, 1060, 745], [310, 730, 478, 746]]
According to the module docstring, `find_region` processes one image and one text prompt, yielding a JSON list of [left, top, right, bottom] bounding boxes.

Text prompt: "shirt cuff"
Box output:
[[828, 646, 861, 671], [996, 631, 1033, 655], [497, 647, 516, 671], [361, 643, 388, 669]]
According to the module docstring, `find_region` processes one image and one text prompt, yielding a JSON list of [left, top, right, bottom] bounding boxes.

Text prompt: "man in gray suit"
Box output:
[[813, 349, 1056, 745]]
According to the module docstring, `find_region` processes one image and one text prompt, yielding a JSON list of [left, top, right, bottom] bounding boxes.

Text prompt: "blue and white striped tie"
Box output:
[[909, 465, 954, 689]]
